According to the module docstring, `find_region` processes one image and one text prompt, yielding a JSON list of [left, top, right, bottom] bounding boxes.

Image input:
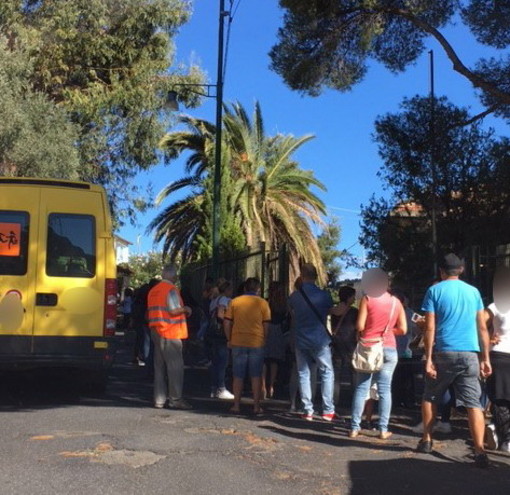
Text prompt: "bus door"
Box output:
[[0, 191, 40, 355], [32, 189, 105, 349]]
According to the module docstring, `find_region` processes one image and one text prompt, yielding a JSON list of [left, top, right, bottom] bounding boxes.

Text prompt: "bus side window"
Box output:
[[0, 211, 29, 276], [46, 214, 96, 278]]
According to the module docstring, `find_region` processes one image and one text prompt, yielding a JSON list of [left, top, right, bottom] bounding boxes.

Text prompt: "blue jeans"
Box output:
[[209, 341, 228, 389], [351, 347, 398, 432], [296, 344, 334, 415]]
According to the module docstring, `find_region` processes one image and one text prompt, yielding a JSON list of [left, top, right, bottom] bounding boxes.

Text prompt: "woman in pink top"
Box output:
[[350, 269, 407, 439]]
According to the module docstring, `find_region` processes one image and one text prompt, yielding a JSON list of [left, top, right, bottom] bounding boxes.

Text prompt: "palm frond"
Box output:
[[155, 176, 202, 204]]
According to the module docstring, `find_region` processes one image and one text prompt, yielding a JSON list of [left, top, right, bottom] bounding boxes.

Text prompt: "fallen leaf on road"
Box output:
[[95, 442, 114, 452], [273, 471, 292, 480], [297, 445, 313, 452], [220, 429, 237, 435], [59, 451, 96, 458]]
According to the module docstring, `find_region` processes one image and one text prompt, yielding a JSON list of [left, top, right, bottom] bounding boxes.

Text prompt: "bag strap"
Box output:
[[332, 306, 349, 336], [358, 296, 397, 345], [382, 296, 397, 337], [298, 287, 332, 341]]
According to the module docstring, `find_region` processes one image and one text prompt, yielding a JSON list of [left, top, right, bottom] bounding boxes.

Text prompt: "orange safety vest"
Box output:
[[147, 281, 188, 339]]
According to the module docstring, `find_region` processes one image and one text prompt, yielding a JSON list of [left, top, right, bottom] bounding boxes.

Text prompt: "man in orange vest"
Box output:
[[147, 264, 192, 410]]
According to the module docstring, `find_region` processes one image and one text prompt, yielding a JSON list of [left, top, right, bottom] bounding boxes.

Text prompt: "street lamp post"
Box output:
[[166, 1, 227, 280], [212, 0, 226, 280]]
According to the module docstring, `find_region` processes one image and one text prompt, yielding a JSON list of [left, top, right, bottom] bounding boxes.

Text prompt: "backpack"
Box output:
[[205, 297, 226, 342]]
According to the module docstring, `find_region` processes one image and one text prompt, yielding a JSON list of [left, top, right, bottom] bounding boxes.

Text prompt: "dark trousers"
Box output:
[[132, 319, 147, 360], [492, 400, 510, 444], [392, 358, 415, 407]]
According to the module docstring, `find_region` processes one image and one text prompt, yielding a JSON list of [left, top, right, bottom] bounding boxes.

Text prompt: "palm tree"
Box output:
[[224, 102, 326, 276], [152, 101, 327, 278]]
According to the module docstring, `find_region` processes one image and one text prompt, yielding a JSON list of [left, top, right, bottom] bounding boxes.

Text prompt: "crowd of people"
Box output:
[[122, 254, 510, 469]]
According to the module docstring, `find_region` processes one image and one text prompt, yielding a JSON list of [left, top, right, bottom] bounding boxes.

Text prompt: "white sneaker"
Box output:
[[500, 440, 510, 453], [435, 421, 452, 434], [216, 388, 234, 400], [485, 424, 498, 450]]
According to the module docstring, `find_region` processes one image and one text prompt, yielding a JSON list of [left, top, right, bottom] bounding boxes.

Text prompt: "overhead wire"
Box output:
[[231, 0, 242, 18], [222, 0, 243, 84]]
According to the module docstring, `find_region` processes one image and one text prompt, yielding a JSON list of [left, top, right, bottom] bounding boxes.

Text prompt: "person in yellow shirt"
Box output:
[[224, 277, 271, 415]]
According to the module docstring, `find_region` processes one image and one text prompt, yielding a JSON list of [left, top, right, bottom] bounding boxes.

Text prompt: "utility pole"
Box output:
[[429, 50, 438, 277], [211, 0, 227, 280]]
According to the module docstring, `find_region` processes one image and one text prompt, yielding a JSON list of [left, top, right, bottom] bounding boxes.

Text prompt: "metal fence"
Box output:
[[463, 243, 510, 303], [180, 243, 290, 303]]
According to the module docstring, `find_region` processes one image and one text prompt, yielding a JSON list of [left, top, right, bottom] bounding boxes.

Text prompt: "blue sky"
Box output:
[[119, 1, 508, 279]]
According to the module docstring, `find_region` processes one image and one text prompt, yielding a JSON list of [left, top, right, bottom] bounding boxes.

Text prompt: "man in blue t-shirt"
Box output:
[[288, 263, 334, 421], [417, 253, 492, 468]]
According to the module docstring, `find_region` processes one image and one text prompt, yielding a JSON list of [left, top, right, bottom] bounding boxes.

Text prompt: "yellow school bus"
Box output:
[[0, 178, 117, 390]]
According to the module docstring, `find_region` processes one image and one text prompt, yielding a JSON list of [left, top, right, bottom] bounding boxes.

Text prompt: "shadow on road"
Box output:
[[0, 340, 231, 413], [349, 456, 510, 495], [0, 338, 153, 410], [258, 418, 410, 454]]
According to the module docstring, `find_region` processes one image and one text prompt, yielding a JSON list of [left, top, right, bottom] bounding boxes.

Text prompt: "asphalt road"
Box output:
[[0, 338, 509, 495]]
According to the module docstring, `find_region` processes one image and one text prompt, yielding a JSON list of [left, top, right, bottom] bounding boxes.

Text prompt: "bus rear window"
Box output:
[[0, 211, 29, 275], [47, 214, 96, 278]]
